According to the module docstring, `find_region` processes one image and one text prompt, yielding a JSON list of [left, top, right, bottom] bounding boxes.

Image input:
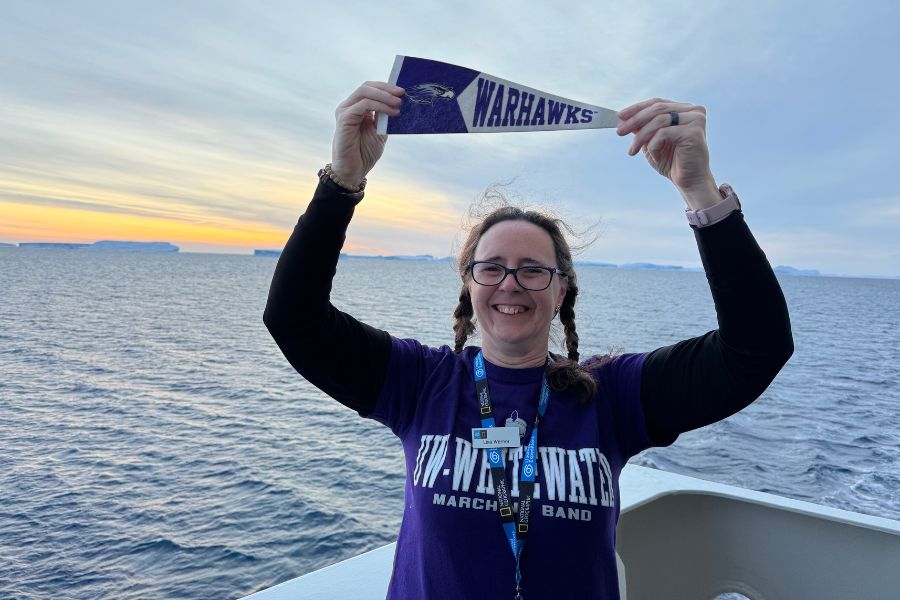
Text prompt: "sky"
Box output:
[[1, 0, 898, 277]]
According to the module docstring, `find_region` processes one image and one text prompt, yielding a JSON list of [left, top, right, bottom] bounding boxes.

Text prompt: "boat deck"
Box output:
[[242, 465, 900, 599]]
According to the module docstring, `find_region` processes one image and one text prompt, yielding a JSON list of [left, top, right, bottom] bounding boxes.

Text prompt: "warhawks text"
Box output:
[[471, 77, 594, 128]]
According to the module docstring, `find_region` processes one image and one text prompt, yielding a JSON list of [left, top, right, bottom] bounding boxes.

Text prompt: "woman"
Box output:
[[263, 81, 793, 599]]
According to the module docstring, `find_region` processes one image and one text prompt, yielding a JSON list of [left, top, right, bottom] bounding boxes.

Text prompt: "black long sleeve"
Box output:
[[640, 210, 794, 446], [263, 180, 391, 415], [264, 181, 793, 444]]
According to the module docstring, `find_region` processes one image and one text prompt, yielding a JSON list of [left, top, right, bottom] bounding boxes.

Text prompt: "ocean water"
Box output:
[[1, 248, 898, 599]]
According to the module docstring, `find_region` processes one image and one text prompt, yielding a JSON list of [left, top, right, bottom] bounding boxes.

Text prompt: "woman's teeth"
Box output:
[[494, 305, 527, 315]]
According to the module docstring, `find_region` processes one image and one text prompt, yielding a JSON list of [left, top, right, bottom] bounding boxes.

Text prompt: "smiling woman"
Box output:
[[452, 209, 602, 402], [463, 220, 568, 363], [262, 81, 794, 599]]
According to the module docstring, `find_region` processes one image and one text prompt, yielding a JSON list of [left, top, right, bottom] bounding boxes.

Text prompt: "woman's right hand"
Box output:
[[331, 81, 404, 188]]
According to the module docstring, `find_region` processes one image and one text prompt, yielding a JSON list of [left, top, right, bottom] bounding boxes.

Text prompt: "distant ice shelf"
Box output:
[[18, 243, 90, 250], [243, 251, 887, 278], [618, 262, 684, 270], [341, 253, 451, 262], [17, 241, 179, 252], [254, 251, 454, 261], [774, 265, 821, 276]]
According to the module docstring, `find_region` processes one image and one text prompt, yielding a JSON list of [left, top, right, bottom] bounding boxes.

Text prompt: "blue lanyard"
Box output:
[[474, 351, 550, 599]]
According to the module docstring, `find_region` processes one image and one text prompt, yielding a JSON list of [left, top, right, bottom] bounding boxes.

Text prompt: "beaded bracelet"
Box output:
[[319, 163, 366, 193]]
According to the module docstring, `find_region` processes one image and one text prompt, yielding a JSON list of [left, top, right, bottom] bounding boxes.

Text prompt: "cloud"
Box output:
[[1, 0, 898, 275], [757, 227, 899, 277], [840, 196, 900, 227]]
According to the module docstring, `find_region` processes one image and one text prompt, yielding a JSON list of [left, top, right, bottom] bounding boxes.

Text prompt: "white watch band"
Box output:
[[685, 183, 741, 227]]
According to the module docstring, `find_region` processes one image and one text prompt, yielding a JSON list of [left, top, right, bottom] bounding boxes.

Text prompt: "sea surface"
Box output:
[[1, 248, 898, 599]]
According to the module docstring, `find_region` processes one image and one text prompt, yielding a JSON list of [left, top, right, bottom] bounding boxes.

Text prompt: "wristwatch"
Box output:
[[685, 183, 741, 228]]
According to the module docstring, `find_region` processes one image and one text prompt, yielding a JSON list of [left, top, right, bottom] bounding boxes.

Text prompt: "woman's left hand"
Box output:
[[617, 98, 716, 196]]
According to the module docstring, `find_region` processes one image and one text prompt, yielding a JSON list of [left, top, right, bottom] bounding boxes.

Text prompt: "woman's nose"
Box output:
[[498, 270, 522, 291]]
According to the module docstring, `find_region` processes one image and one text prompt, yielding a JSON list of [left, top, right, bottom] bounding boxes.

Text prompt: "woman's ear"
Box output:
[[556, 283, 567, 308]]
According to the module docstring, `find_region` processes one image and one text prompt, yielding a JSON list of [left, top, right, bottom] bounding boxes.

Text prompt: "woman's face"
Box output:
[[468, 220, 567, 359]]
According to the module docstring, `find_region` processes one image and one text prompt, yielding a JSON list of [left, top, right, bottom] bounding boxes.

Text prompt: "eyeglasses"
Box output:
[[466, 261, 566, 291]]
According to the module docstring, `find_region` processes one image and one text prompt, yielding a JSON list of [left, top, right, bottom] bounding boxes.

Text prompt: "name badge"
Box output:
[[472, 427, 521, 448]]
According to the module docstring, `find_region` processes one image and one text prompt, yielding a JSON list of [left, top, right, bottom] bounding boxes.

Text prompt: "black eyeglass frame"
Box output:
[[465, 261, 567, 291]]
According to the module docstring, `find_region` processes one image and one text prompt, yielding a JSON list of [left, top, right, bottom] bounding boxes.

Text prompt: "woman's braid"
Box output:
[[453, 287, 475, 353], [559, 284, 580, 362]]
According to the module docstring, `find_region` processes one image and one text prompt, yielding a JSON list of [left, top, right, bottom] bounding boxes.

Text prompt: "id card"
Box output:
[[471, 427, 521, 448]]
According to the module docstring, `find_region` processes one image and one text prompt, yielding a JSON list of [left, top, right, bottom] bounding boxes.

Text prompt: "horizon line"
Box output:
[[3, 244, 898, 281]]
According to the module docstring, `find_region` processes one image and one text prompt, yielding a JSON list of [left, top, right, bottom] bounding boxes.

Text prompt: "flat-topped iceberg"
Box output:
[[18, 241, 178, 252], [19, 242, 91, 250], [383, 254, 439, 261], [619, 262, 684, 271], [87, 241, 178, 253], [774, 265, 821, 276], [576, 261, 618, 268]]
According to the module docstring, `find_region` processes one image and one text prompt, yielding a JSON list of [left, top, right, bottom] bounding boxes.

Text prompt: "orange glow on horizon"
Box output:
[[0, 200, 289, 249], [1, 175, 465, 253]]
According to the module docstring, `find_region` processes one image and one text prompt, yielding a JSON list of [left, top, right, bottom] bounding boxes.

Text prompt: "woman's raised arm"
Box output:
[[617, 98, 794, 445], [263, 82, 403, 415]]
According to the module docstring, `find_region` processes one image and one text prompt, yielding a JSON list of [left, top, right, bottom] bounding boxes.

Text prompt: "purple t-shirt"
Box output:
[[367, 338, 653, 599]]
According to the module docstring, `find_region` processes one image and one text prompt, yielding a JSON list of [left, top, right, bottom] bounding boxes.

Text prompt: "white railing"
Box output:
[[242, 466, 900, 600]]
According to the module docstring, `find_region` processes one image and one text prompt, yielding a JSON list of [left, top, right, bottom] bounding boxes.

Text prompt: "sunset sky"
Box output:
[[2, 1, 898, 276]]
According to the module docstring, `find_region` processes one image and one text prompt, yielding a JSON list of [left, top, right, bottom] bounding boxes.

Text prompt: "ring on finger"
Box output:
[[669, 111, 679, 126]]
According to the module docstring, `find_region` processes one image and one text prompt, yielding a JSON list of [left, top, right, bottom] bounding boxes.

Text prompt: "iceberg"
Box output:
[[340, 254, 451, 262], [383, 254, 436, 261], [19, 242, 91, 250], [619, 262, 684, 271], [774, 265, 821, 276], [86, 241, 178, 253], [17, 241, 178, 252]]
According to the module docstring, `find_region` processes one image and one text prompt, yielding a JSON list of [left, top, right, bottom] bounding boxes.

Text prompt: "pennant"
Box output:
[[376, 56, 619, 135]]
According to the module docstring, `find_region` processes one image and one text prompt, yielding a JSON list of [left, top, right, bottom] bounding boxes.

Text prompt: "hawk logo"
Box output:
[[406, 83, 456, 104]]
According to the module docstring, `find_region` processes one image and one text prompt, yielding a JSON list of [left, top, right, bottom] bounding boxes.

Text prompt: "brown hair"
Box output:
[[453, 201, 600, 402]]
